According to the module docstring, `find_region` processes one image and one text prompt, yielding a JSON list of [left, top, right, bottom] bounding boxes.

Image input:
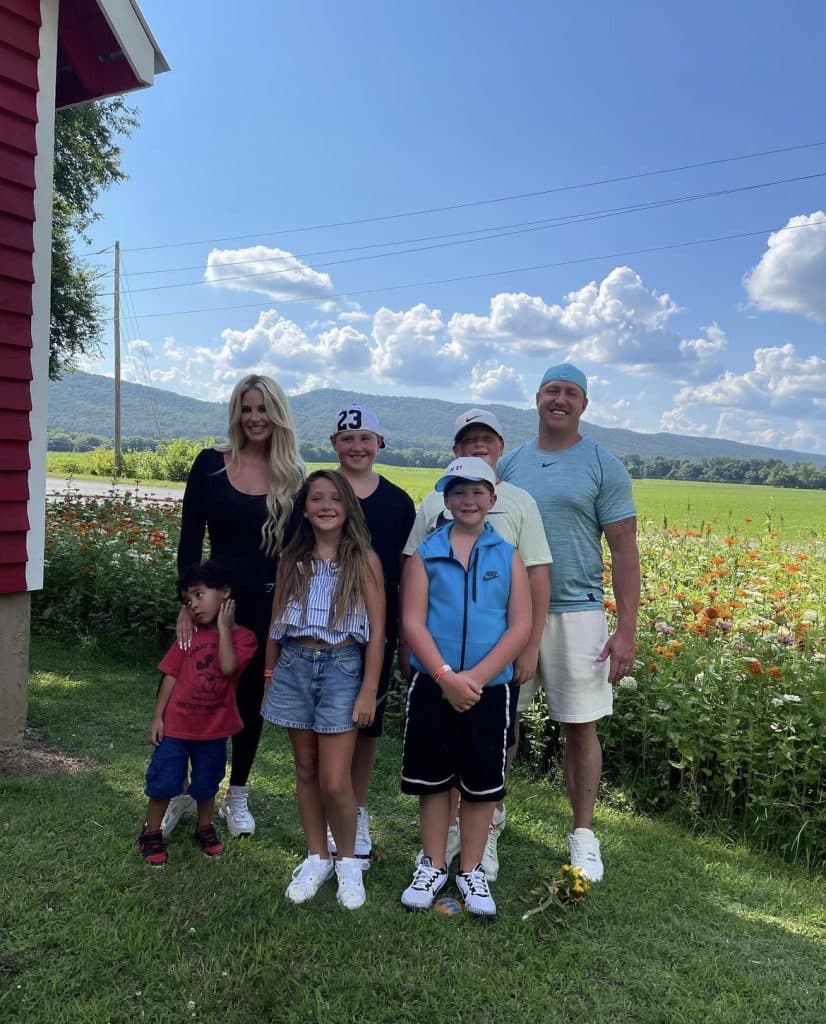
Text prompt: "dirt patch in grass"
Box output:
[[0, 729, 92, 779]]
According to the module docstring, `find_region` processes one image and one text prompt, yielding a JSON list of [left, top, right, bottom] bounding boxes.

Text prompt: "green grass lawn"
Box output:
[[1, 638, 823, 1024]]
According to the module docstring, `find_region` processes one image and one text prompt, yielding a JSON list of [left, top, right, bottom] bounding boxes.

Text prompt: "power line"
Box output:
[[94, 139, 826, 255], [118, 254, 164, 440], [115, 217, 824, 321], [105, 168, 826, 280], [97, 170, 826, 298]]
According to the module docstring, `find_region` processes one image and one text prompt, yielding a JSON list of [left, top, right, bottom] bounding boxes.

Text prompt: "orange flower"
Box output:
[[604, 599, 617, 614], [703, 607, 721, 620], [747, 660, 763, 676], [767, 666, 782, 679]]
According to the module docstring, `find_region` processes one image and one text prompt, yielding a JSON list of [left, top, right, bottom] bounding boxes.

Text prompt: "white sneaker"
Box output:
[[285, 854, 334, 904], [481, 824, 501, 881], [219, 785, 255, 837], [567, 827, 604, 882], [492, 805, 507, 831], [160, 793, 196, 838], [456, 863, 496, 917], [414, 823, 461, 868], [355, 806, 372, 859], [335, 856, 367, 910], [401, 857, 448, 911]]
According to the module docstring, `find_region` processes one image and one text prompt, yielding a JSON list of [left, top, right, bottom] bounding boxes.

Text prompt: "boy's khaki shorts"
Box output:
[[516, 610, 612, 723]]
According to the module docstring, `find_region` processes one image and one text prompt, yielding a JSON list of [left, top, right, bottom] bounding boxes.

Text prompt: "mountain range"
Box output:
[[47, 371, 826, 467]]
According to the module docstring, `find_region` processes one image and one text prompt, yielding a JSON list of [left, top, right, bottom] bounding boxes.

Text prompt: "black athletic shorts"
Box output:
[[400, 672, 509, 803], [358, 629, 397, 739]]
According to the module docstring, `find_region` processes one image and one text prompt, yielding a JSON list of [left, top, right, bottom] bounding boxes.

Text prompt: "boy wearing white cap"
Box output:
[[403, 408, 552, 880], [400, 457, 531, 917], [498, 363, 640, 882], [329, 402, 415, 866]]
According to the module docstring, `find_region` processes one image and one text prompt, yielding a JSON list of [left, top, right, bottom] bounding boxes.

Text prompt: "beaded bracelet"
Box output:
[[432, 664, 452, 683]]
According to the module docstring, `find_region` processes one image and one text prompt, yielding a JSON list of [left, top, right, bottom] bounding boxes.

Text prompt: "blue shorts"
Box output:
[[261, 638, 363, 734], [144, 736, 227, 801]]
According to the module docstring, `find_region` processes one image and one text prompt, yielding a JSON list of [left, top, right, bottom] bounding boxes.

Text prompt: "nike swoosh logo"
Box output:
[[463, 414, 481, 422], [542, 461, 558, 467]]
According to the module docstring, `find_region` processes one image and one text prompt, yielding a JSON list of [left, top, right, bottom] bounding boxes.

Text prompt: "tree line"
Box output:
[[47, 433, 826, 489]]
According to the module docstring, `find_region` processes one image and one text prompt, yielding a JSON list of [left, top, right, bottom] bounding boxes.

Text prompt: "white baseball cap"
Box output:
[[452, 408, 504, 442], [332, 403, 386, 448], [435, 456, 497, 492]]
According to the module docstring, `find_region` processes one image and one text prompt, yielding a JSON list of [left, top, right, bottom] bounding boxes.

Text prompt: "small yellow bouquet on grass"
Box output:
[[522, 864, 591, 924]]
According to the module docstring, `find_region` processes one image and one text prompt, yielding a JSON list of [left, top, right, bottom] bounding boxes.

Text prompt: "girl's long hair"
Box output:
[[216, 374, 305, 556], [273, 470, 375, 627]]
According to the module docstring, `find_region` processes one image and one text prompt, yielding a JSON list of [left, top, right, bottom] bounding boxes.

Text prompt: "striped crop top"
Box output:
[[270, 559, 370, 645]]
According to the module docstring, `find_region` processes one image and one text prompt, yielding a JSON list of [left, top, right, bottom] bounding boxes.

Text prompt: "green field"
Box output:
[[46, 455, 825, 537]]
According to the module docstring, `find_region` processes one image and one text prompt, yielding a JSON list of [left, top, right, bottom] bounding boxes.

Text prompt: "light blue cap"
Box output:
[[539, 362, 587, 395]]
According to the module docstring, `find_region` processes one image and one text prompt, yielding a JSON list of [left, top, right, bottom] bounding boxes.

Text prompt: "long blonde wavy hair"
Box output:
[[216, 374, 304, 556], [272, 470, 376, 627]]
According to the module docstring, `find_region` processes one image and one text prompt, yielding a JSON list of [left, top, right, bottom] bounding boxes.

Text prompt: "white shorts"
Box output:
[[516, 610, 612, 723]]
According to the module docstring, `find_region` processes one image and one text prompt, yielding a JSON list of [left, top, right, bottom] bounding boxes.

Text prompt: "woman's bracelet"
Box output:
[[263, 669, 273, 678], [432, 664, 452, 683]]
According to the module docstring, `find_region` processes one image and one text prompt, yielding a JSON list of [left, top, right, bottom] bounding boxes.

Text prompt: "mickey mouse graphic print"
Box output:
[[156, 626, 258, 740]]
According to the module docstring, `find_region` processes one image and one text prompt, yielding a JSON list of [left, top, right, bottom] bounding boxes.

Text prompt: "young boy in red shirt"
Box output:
[[139, 561, 257, 866]]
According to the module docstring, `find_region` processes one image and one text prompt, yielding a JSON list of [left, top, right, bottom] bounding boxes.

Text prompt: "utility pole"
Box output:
[[113, 240, 122, 475]]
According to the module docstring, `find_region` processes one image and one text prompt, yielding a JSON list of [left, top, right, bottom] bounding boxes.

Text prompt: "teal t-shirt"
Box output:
[[497, 438, 635, 612]]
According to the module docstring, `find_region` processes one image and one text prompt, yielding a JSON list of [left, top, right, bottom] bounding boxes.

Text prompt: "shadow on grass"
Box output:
[[2, 636, 821, 1024]]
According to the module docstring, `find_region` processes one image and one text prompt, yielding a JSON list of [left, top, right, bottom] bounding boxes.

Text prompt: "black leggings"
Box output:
[[229, 583, 271, 787]]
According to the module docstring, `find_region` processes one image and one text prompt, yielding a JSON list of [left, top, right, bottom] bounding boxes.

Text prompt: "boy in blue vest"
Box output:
[[399, 457, 530, 916]]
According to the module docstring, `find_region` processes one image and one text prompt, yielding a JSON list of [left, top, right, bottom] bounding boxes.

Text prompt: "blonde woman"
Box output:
[[164, 375, 304, 839]]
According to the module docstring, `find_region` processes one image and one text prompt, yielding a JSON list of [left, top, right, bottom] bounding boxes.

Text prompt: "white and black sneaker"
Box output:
[[401, 857, 448, 911], [354, 806, 372, 868], [567, 827, 604, 882], [456, 863, 496, 917], [160, 793, 196, 838], [218, 785, 255, 837]]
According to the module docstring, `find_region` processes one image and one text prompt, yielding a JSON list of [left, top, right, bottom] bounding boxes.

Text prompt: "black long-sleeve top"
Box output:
[[177, 448, 277, 593]]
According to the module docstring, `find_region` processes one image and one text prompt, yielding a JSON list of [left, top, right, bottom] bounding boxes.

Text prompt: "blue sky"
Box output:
[[83, 1, 826, 453]]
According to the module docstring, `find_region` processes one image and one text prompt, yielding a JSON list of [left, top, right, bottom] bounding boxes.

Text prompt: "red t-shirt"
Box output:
[[157, 626, 257, 740]]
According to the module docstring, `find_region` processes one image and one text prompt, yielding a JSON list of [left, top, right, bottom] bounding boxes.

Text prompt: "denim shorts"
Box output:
[[145, 736, 227, 801], [261, 638, 364, 734]]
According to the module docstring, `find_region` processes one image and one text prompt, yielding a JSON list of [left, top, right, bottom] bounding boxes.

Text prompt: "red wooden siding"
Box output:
[[0, 0, 39, 594]]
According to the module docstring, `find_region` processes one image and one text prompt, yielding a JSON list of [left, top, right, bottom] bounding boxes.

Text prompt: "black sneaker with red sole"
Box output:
[[138, 826, 167, 867], [195, 823, 224, 858]]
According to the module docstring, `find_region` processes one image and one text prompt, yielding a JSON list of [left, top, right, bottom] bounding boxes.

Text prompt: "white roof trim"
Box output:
[[96, 0, 170, 87]]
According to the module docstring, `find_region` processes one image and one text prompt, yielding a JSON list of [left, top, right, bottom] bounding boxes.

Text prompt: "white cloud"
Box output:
[[180, 309, 375, 395], [338, 303, 371, 324], [162, 337, 184, 361], [470, 362, 526, 402], [316, 325, 372, 371], [447, 268, 725, 382], [743, 212, 826, 320], [204, 246, 335, 309], [671, 344, 826, 417], [127, 338, 153, 357], [662, 343, 826, 452], [371, 303, 468, 384], [712, 412, 824, 453]]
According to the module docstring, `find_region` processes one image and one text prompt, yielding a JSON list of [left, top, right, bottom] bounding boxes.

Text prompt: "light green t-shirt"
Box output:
[[403, 480, 552, 567]]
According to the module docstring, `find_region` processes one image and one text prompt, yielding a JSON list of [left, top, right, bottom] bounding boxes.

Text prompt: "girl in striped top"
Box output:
[[262, 470, 385, 910]]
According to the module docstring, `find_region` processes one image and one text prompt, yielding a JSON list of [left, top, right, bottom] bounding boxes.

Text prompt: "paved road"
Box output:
[[46, 477, 184, 501]]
